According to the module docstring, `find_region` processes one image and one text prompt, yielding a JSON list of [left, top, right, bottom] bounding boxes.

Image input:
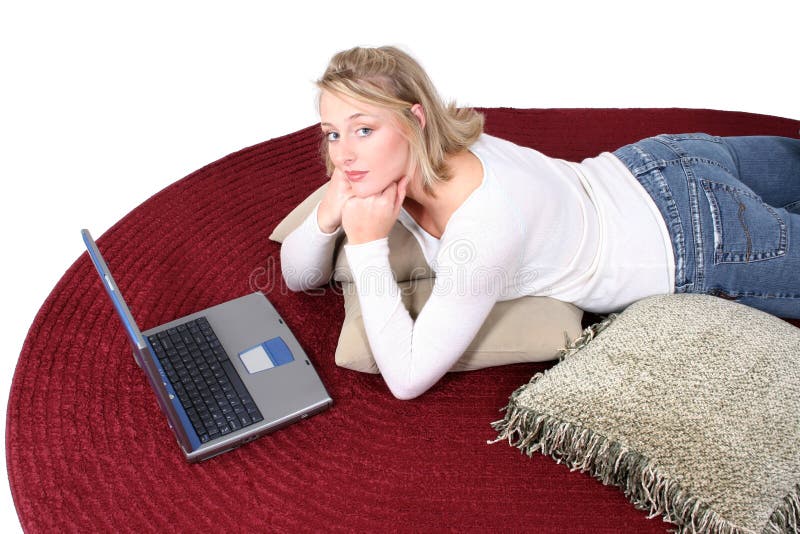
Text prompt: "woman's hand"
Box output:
[[316, 169, 354, 233], [342, 176, 409, 245]]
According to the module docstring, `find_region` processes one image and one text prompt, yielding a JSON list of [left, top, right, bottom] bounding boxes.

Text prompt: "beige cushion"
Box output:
[[270, 184, 584, 372], [269, 182, 327, 242], [337, 278, 583, 373], [492, 294, 800, 532]]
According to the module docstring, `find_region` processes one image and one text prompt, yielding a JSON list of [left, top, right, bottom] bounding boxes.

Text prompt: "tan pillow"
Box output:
[[336, 278, 583, 373], [270, 183, 584, 372], [269, 182, 328, 242]]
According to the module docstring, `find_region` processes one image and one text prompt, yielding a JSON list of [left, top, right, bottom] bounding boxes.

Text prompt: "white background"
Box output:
[[1, 1, 796, 530]]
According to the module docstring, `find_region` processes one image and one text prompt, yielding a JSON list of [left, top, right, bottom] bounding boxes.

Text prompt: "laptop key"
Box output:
[[213, 347, 228, 363], [220, 361, 252, 399]]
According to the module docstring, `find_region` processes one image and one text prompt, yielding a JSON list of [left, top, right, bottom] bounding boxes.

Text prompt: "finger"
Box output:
[[381, 180, 397, 199], [394, 179, 407, 213], [398, 176, 409, 201]]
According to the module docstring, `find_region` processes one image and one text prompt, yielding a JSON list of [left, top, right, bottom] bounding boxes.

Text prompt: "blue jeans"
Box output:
[[613, 133, 800, 318]]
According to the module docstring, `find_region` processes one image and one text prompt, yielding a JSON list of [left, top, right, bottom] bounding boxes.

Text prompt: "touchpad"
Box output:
[[239, 337, 295, 374], [240, 345, 274, 374]]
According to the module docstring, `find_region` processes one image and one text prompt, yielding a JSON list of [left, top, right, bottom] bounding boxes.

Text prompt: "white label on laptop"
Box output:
[[240, 345, 275, 374]]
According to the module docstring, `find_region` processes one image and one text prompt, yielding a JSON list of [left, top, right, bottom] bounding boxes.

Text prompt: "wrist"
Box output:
[[315, 204, 340, 234], [345, 228, 389, 245]]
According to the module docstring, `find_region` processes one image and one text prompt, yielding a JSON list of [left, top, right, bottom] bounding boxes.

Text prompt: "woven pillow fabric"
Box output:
[[492, 294, 800, 533]]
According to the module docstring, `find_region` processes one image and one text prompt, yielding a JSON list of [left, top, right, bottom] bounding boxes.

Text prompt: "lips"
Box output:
[[345, 171, 368, 182]]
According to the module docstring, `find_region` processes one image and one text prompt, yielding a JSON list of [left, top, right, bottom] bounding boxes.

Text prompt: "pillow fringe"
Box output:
[[557, 313, 618, 361], [766, 484, 800, 534], [490, 402, 791, 533]]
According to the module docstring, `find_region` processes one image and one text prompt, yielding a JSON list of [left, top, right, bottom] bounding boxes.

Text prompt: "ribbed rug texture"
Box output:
[[7, 108, 800, 532]]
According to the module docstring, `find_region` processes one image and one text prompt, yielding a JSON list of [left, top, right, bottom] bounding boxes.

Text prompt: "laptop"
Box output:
[[82, 229, 332, 462]]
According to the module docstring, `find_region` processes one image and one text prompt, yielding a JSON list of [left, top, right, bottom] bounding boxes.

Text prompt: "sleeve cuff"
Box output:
[[344, 237, 391, 270], [344, 237, 396, 294], [305, 202, 343, 238]]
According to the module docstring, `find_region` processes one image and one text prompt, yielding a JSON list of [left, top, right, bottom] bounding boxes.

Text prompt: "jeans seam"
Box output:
[[633, 157, 737, 178], [708, 288, 800, 299], [681, 159, 705, 289], [640, 167, 689, 291], [653, 135, 737, 175]]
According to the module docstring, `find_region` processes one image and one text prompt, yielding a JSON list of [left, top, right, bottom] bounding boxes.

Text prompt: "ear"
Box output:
[[409, 103, 426, 130]]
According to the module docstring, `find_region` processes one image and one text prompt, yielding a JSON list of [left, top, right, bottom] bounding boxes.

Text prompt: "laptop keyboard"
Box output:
[[147, 317, 264, 444]]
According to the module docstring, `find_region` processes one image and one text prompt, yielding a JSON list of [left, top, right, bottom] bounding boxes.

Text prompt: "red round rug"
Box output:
[[7, 108, 799, 532]]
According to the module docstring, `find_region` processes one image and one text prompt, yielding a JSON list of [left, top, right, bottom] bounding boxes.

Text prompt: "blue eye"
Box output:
[[325, 131, 339, 142], [356, 127, 373, 137]]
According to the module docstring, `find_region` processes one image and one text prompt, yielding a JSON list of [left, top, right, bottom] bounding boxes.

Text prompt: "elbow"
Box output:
[[281, 270, 326, 293], [282, 274, 303, 293], [390, 389, 420, 401], [385, 380, 428, 401], [279, 246, 316, 292], [280, 265, 302, 292], [390, 389, 422, 401]]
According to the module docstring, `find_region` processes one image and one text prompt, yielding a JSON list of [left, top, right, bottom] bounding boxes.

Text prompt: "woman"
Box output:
[[281, 45, 800, 399]]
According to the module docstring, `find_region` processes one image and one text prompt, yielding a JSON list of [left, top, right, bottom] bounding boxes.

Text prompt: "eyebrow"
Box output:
[[320, 112, 375, 128]]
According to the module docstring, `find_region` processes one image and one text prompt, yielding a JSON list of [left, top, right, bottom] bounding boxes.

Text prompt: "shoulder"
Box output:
[[470, 134, 554, 176], [470, 133, 530, 158]]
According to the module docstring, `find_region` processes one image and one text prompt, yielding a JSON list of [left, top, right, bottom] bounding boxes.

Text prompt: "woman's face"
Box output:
[[319, 90, 413, 198]]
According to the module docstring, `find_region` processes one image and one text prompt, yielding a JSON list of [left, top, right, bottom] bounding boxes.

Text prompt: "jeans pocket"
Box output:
[[701, 179, 787, 264]]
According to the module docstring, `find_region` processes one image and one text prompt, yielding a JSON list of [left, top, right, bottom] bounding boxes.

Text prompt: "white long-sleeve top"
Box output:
[[280, 134, 674, 399]]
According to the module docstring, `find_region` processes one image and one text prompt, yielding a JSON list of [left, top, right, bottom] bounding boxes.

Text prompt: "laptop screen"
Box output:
[[82, 230, 147, 351], [81, 229, 196, 452]]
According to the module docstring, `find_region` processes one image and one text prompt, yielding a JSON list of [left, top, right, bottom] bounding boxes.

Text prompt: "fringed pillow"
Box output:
[[492, 294, 800, 533]]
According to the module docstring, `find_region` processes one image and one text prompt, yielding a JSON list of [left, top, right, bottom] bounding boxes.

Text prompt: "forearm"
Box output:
[[280, 202, 343, 292], [345, 239, 495, 400]]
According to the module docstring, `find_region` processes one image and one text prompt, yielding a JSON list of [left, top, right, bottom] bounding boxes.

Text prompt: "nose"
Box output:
[[330, 135, 355, 168]]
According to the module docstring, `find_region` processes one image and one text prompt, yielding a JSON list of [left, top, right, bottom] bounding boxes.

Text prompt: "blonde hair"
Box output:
[[316, 46, 484, 195]]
